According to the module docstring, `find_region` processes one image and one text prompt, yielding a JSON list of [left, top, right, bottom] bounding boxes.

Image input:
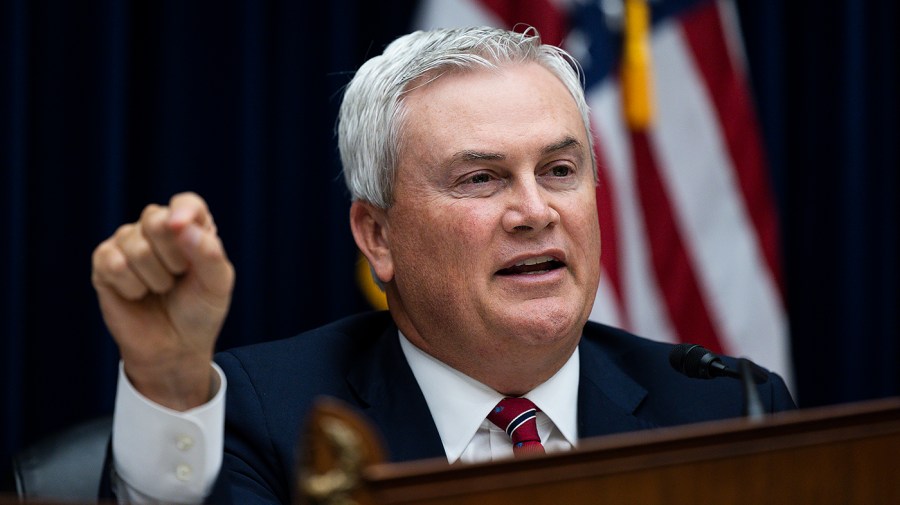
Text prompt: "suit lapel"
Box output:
[[577, 335, 653, 439], [345, 323, 446, 463], [345, 318, 655, 458]]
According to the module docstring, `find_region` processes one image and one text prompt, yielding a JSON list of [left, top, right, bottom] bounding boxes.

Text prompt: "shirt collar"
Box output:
[[398, 331, 580, 463]]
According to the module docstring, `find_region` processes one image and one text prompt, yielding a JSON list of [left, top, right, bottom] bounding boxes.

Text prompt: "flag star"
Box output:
[[600, 0, 625, 31], [565, 29, 592, 67]]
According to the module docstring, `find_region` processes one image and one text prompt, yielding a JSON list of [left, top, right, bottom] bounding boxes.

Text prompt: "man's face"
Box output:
[[376, 63, 600, 392]]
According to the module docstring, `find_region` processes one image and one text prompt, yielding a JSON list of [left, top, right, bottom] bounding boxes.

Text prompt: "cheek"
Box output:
[[397, 206, 495, 285], [447, 207, 495, 241], [582, 209, 601, 250], [564, 198, 602, 259], [391, 208, 463, 270]]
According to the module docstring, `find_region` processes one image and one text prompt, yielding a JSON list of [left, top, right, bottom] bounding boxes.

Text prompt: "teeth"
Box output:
[[515, 255, 554, 267]]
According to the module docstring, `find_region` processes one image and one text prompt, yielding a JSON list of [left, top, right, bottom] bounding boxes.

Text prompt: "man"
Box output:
[[91, 26, 794, 504]]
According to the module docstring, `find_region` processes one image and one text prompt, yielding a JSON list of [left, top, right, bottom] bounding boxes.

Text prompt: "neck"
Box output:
[[393, 319, 577, 397]]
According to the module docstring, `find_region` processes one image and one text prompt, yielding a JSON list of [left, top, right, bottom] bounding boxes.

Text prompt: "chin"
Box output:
[[499, 303, 585, 346]]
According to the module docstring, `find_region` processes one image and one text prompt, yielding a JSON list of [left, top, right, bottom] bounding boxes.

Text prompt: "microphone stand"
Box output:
[[738, 358, 765, 421]]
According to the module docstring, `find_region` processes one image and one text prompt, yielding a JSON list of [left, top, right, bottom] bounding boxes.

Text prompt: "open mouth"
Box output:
[[496, 255, 565, 276]]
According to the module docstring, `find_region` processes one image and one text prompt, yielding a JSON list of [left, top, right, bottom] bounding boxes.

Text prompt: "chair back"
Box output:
[[13, 417, 112, 502]]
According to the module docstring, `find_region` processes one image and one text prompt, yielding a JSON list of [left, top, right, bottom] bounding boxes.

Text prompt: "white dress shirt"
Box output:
[[397, 332, 579, 463], [112, 332, 581, 503], [112, 362, 225, 504]]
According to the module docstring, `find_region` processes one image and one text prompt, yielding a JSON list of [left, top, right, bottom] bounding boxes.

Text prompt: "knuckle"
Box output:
[[105, 251, 132, 278], [91, 240, 111, 268], [171, 192, 212, 223], [195, 233, 220, 259], [93, 241, 122, 274], [122, 238, 153, 262], [199, 243, 222, 264], [114, 223, 135, 240], [140, 203, 162, 220], [172, 191, 205, 209], [172, 190, 196, 201], [148, 274, 175, 294], [143, 208, 170, 237], [94, 254, 147, 300], [121, 283, 149, 301]]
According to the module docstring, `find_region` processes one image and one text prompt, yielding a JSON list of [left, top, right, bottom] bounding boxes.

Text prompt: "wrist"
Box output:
[[123, 357, 217, 411]]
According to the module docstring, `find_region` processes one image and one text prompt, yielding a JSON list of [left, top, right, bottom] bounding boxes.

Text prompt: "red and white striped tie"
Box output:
[[488, 397, 546, 457]]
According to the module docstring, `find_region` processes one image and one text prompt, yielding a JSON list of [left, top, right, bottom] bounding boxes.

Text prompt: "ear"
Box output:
[[349, 200, 394, 283]]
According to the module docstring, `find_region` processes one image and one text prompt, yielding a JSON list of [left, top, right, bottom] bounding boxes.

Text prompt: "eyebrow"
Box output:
[[454, 150, 505, 162], [542, 136, 583, 155], [446, 136, 584, 166]]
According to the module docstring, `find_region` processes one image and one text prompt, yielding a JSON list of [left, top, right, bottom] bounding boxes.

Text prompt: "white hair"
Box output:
[[338, 26, 595, 208]]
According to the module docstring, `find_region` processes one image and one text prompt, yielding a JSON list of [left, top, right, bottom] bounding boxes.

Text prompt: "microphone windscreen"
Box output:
[[668, 343, 699, 374], [669, 343, 718, 379]]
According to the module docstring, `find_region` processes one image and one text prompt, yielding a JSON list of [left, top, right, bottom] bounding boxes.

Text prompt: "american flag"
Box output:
[[413, 0, 793, 386]]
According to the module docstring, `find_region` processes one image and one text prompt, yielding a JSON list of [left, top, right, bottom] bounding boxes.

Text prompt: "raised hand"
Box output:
[[92, 192, 235, 410]]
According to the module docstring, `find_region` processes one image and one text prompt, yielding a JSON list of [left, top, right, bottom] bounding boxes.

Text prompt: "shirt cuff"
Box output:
[[112, 361, 226, 504]]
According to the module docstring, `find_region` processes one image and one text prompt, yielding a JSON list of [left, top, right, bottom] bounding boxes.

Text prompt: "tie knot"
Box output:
[[488, 397, 545, 456]]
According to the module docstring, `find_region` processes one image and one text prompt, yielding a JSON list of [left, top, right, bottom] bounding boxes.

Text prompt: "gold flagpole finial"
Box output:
[[622, 0, 655, 130]]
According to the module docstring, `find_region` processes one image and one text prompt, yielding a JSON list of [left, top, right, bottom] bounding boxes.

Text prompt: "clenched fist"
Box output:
[[92, 192, 235, 410]]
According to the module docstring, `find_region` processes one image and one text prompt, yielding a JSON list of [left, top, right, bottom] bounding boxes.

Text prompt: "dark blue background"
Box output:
[[2, 0, 897, 484]]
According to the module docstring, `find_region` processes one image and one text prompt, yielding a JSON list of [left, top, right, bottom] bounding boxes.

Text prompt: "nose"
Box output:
[[501, 178, 560, 234]]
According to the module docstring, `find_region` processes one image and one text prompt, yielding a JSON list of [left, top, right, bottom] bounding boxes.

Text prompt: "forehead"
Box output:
[[396, 62, 587, 162]]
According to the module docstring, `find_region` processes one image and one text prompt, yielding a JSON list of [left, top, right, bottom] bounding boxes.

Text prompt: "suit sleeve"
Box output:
[[764, 371, 798, 412], [205, 352, 292, 505]]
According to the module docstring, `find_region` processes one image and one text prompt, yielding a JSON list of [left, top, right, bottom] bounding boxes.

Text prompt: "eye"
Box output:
[[450, 170, 504, 198], [468, 173, 493, 184], [539, 162, 580, 190], [550, 165, 572, 177]]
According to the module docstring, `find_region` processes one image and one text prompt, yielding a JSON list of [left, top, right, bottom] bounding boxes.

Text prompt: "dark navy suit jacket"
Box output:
[[204, 311, 795, 504]]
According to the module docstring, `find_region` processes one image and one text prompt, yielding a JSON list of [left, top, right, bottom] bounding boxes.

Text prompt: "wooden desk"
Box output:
[[300, 397, 900, 505]]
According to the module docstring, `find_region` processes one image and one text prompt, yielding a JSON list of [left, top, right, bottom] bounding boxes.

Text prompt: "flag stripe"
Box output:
[[479, 0, 567, 45], [648, 12, 790, 373], [680, 3, 785, 293], [589, 83, 677, 344], [414, 0, 498, 29], [649, 18, 752, 354], [632, 129, 724, 352], [594, 141, 628, 327]]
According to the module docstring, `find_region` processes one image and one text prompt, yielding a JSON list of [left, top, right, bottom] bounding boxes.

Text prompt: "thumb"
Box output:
[[176, 222, 235, 299]]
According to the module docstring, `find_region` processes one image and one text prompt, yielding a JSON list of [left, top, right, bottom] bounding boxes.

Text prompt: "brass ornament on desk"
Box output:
[[296, 398, 386, 505]]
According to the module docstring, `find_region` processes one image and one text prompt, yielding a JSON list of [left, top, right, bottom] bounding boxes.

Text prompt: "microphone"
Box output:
[[668, 343, 739, 380], [669, 343, 769, 420]]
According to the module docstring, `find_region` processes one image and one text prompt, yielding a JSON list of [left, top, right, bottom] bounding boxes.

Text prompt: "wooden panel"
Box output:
[[355, 398, 900, 505]]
